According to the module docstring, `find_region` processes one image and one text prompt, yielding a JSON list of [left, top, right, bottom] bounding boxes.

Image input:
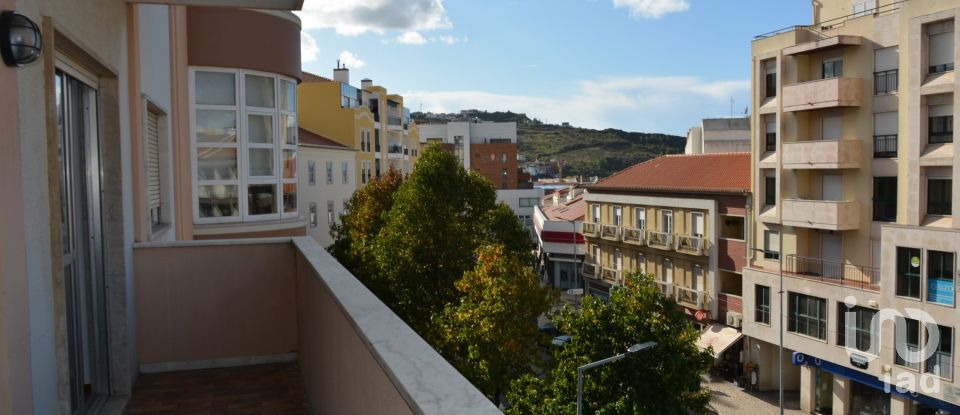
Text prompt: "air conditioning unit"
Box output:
[[726, 312, 743, 329]]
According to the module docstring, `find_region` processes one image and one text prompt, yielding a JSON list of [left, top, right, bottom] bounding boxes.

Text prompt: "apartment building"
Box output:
[[0, 1, 497, 413], [581, 154, 750, 356], [685, 116, 752, 154], [298, 68, 421, 181], [746, 1, 960, 413], [298, 128, 356, 247], [533, 186, 586, 290]]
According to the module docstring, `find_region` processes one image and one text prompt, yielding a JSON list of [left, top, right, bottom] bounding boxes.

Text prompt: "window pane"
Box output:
[[248, 114, 274, 144], [281, 80, 296, 112], [247, 184, 277, 215], [245, 74, 275, 108], [197, 147, 238, 180], [283, 183, 297, 214], [280, 114, 297, 145], [248, 148, 274, 177], [198, 184, 239, 218], [195, 71, 235, 105], [196, 110, 237, 143], [896, 247, 922, 299], [283, 150, 297, 179], [928, 251, 955, 306]]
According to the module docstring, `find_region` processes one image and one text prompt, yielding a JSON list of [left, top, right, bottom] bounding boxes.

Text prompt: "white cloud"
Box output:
[[612, 0, 690, 19], [300, 31, 320, 62], [430, 35, 467, 45], [296, 0, 452, 36], [397, 31, 428, 45], [403, 75, 749, 133], [338, 51, 366, 69]]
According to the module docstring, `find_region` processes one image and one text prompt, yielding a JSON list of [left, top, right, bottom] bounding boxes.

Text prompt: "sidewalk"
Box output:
[[704, 374, 803, 415]]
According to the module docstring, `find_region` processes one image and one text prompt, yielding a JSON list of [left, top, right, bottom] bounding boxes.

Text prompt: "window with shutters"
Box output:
[[145, 104, 167, 232], [928, 20, 955, 74]]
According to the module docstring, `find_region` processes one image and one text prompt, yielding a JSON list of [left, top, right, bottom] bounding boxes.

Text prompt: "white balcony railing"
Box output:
[[582, 222, 599, 237], [621, 227, 645, 245], [646, 231, 673, 250], [657, 282, 708, 310], [675, 235, 707, 256], [601, 267, 622, 283], [600, 224, 620, 241], [582, 259, 599, 279]]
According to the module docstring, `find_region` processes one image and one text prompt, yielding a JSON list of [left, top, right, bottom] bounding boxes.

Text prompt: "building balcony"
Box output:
[[600, 267, 622, 284], [777, 254, 880, 292], [130, 238, 498, 414], [781, 35, 862, 57], [675, 234, 707, 256], [582, 222, 599, 237], [781, 140, 862, 169], [781, 199, 861, 230], [646, 230, 673, 250], [599, 224, 620, 241], [782, 77, 863, 112], [658, 282, 708, 311], [717, 293, 743, 325], [621, 227, 645, 246], [581, 260, 599, 279]]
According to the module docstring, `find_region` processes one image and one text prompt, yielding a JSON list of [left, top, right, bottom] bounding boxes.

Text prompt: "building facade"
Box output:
[[533, 186, 586, 290], [418, 120, 520, 189], [298, 128, 356, 247], [746, 1, 960, 413], [685, 116, 752, 154], [581, 153, 750, 361]]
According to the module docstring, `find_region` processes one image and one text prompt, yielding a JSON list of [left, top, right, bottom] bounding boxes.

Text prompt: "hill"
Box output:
[[412, 110, 686, 179]]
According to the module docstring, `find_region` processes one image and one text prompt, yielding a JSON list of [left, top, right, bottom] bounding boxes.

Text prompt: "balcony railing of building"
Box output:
[[388, 115, 403, 126], [784, 254, 880, 291], [754, 0, 906, 39], [388, 143, 403, 154], [600, 224, 620, 241], [621, 227, 645, 246], [646, 230, 673, 250], [582, 222, 599, 237], [873, 134, 897, 158], [874, 69, 898, 95], [582, 261, 599, 279], [601, 267, 622, 284], [132, 237, 499, 414], [675, 235, 707, 256], [656, 282, 707, 310]]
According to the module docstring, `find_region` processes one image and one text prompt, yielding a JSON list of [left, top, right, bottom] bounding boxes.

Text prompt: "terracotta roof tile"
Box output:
[[298, 127, 350, 149], [542, 196, 586, 221], [588, 152, 750, 194]]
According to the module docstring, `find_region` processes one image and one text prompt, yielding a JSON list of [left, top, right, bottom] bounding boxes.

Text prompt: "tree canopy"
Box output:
[[506, 271, 713, 415]]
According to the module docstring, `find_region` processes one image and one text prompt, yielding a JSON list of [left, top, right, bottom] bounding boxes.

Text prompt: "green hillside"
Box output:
[[413, 110, 686, 179]]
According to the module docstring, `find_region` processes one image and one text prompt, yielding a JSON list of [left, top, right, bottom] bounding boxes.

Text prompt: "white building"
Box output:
[[298, 128, 357, 247], [418, 119, 517, 170], [533, 187, 586, 290], [684, 117, 751, 155]]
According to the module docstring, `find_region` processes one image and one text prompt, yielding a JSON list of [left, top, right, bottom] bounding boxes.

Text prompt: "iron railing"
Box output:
[[785, 254, 880, 291], [754, 1, 906, 39], [621, 227, 645, 245], [874, 69, 898, 95], [873, 198, 897, 222], [675, 235, 706, 256], [873, 134, 897, 158], [601, 267, 621, 283], [600, 224, 620, 241], [646, 231, 673, 250]]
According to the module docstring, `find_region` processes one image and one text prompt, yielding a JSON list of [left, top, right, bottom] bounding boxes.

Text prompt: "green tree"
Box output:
[[437, 244, 556, 403], [506, 272, 712, 415]]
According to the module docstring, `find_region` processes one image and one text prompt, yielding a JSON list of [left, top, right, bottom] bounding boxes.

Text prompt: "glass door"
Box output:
[[56, 68, 110, 414]]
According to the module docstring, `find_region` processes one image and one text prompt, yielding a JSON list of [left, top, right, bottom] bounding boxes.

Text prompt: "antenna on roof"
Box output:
[[336, 59, 340, 69]]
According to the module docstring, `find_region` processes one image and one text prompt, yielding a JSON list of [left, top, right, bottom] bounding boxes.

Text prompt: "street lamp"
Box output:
[[577, 341, 657, 415], [751, 240, 784, 415]]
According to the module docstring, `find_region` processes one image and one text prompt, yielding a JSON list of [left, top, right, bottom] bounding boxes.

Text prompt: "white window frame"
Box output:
[[342, 161, 349, 184], [661, 209, 674, 234], [326, 161, 333, 185], [637, 253, 646, 274], [591, 204, 601, 223], [613, 205, 622, 226], [190, 67, 298, 224], [691, 212, 705, 237], [308, 160, 316, 186], [635, 207, 645, 230]]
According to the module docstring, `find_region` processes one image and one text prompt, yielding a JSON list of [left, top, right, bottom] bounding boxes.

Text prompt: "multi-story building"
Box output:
[[298, 68, 420, 181], [581, 153, 750, 350], [0, 1, 497, 414], [746, 1, 960, 413], [533, 186, 586, 290], [298, 128, 356, 247], [685, 116, 752, 154]]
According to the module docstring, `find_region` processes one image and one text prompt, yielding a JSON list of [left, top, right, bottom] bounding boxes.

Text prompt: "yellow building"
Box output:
[[298, 68, 419, 185], [746, 1, 960, 413]]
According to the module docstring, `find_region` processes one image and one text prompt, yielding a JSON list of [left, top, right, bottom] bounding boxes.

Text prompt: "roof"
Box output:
[[301, 71, 332, 83], [541, 196, 586, 221], [588, 152, 750, 194], [298, 128, 352, 150]]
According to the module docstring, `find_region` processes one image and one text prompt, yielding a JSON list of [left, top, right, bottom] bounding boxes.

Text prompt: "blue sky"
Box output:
[[297, 0, 812, 136]]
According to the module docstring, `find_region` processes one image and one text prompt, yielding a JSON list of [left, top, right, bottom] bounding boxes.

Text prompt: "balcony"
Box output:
[[600, 224, 620, 241], [781, 35, 862, 57], [582, 260, 599, 279], [781, 140, 862, 169], [601, 267, 622, 284], [781, 199, 861, 230], [130, 238, 498, 414], [784, 254, 880, 292], [582, 222, 599, 237], [646, 230, 673, 250], [717, 293, 743, 324], [782, 77, 863, 112], [658, 283, 708, 310], [874, 134, 898, 158], [675, 234, 707, 256], [621, 227, 645, 246]]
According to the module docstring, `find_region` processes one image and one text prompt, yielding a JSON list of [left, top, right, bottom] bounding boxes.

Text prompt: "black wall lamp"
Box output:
[[0, 11, 42, 67]]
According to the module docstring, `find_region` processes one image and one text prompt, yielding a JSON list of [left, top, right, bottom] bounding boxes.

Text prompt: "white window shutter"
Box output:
[[146, 109, 162, 217]]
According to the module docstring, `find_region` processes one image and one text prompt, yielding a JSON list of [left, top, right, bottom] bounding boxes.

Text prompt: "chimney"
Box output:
[[333, 60, 349, 84], [361, 78, 373, 90]]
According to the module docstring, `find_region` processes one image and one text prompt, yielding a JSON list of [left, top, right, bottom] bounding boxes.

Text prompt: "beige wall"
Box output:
[[134, 242, 298, 364]]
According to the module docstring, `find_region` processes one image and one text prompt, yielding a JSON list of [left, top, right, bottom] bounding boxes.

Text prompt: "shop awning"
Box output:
[[696, 324, 743, 358]]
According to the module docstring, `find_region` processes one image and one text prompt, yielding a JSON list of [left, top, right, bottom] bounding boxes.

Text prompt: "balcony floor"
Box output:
[[125, 362, 309, 414]]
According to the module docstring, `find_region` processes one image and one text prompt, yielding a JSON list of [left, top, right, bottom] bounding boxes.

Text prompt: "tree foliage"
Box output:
[[506, 272, 713, 415]]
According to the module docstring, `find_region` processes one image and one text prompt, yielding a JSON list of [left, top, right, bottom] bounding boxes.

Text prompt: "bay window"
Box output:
[[192, 68, 298, 223]]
